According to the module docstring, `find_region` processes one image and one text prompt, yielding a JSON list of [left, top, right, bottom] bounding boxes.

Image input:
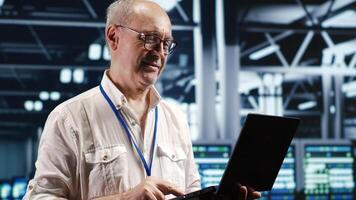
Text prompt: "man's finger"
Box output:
[[247, 191, 261, 199], [246, 187, 261, 199], [238, 186, 248, 200], [145, 189, 158, 200], [251, 191, 261, 199], [155, 179, 184, 196], [151, 185, 166, 200]]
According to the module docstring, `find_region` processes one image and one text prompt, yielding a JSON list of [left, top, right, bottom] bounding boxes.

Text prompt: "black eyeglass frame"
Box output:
[[114, 24, 177, 55]]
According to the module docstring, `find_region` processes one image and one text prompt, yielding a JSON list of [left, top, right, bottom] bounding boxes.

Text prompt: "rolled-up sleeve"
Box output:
[[24, 108, 79, 200]]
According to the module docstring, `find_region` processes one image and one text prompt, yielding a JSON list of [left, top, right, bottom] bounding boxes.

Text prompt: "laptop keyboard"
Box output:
[[170, 186, 217, 200]]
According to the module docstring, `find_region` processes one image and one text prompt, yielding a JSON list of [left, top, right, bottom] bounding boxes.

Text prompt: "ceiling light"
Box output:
[[24, 100, 34, 111], [88, 43, 102, 60], [346, 91, 356, 98], [298, 101, 316, 110], [262, 73, 273, 86], [249, 45, 279, 60], [60, 68, 72, 84], [39, 91, 49, 101], [103, 45, 111, 60], [329, 105, 335, 114], [73, 69, 84, 84], [34, 101, 43, 111], [151, 0, 180, 11], [50, 91, 61, 101], [342, 81, 356, 92]]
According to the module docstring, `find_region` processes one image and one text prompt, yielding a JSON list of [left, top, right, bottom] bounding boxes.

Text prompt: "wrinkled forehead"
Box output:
[[129, 1, 173, 38]]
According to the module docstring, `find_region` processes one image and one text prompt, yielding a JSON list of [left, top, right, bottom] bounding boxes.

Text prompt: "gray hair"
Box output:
[[105, 0, 136, 54], [106, 0, 136, 27]]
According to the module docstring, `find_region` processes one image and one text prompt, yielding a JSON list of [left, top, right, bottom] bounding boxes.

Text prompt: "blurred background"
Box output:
[[0, 0, 355, 199]]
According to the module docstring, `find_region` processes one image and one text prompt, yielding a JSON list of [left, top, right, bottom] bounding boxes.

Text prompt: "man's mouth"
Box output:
[[141, 61, 160, 71]]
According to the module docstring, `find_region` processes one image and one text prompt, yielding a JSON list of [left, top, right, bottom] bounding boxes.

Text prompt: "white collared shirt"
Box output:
[[24, 70, 201, 200]]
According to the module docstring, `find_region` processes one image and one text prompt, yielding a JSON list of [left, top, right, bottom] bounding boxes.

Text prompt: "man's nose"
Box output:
[[152, 42, 166, 56]]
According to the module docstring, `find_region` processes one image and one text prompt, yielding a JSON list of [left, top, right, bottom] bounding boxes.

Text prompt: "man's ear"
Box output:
[[106, 25, 119, 51]]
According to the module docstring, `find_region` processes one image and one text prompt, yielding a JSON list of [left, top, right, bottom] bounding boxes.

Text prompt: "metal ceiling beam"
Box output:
[[240, 22, 356, 34], [265, 33, 289, 67], [240, 108, 321, 116], [240, 0, 355, 58], [82, 0, 98, 19], [0, 130, 33, 138], [0, 121, 35, 128], [242, 66, 356, 75], [28, 26, 52, 61], [0, 63, 188, 71], [0, 63, 106, 71], [291, 31, 314, 67], [283, 82, 300, 109], [283, 110, 321, 116], [2, 63, 356, 75], [0, 109, 49, 115], [175, 2, 189, 22], [0, 18, 197, 30], [309, 0, 356, 22], [241, 31, 294, 57], [0, 90, 74, 97]]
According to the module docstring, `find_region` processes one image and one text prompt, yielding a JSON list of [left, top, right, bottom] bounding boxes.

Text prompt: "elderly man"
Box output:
[[24, 0, 261, 199]]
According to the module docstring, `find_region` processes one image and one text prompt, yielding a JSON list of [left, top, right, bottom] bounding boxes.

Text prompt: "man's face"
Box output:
[[114, 4, 173, 88]]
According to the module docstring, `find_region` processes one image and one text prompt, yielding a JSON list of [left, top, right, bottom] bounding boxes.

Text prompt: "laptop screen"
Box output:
[[217, 114, 299, 194], [265, 145, 297, 200]]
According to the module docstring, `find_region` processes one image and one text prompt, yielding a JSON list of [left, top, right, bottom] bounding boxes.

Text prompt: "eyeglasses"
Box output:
[[114, 24, 177, 55]]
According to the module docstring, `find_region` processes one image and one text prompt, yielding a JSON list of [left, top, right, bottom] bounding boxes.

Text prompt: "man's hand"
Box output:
[[236, 184, 261, 200], [93, 176, 184, 200]]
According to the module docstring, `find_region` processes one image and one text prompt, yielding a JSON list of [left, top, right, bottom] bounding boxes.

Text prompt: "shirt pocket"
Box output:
[[157, 144, 187, 191], [84, 145, 127, 199]]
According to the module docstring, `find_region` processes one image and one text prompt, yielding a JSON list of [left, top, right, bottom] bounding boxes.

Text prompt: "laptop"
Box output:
[[171, 113, 300, 200]]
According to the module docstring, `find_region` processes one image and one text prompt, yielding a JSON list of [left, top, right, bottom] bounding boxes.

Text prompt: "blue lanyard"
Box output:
[[99, 84, 158, 176]]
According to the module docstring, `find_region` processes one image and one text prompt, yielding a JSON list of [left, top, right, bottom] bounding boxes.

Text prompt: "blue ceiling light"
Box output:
[[24, 100, 34, 111], [298, 101, 317, 110], [50, 91, 61, 101], [34, 101, 43, 111], [73, 68, 84, 84], [88, 43, 102, 60], [249, 45, 279, 60], [39, 91, 50, 101], [60, 68, 72, 84], [103, 45, 111, 61]]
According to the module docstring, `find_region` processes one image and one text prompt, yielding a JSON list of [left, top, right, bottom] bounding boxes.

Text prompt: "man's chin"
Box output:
[[140, 76, 158, 87]]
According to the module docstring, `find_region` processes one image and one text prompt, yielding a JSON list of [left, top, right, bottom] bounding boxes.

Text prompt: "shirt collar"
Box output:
[[100, 69, 161, 111]]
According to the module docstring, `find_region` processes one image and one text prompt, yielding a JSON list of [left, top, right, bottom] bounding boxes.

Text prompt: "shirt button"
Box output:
[[102, 154, 108, 161]]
